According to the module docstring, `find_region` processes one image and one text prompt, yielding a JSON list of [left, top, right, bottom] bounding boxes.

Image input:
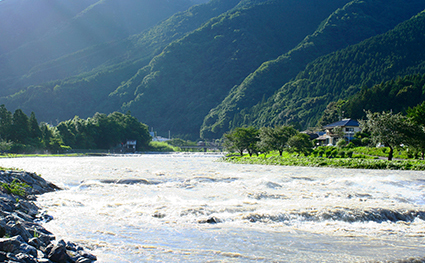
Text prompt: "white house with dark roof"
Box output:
[[317, 118, 361, 146]]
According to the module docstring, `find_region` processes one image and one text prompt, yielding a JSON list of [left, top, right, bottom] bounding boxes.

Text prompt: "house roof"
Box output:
[[323, 118, 359, 129]]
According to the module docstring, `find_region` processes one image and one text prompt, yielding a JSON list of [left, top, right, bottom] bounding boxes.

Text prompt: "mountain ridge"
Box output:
[[1, 0, 425, 140], [200, 0, 425, 138]]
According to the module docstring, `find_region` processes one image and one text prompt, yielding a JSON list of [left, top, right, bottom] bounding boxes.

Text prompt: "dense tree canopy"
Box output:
[[56, 112, 151, 151], [224, 127, 259, 157], [258, 126, 298, 156], [359, 111, 423, 160], [0, 105, 151, 153], [224, 125, 311, 157]]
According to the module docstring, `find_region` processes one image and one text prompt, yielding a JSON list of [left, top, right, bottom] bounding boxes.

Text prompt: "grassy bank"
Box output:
[[223, 153, 425, 170]]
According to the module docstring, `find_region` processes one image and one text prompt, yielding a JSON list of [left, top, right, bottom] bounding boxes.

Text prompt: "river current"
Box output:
[[1, 154, 425, 262]]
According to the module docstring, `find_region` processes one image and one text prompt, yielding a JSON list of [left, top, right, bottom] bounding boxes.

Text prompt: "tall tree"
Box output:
[[224, 127, 259, 156], [407, 101, 425, 159], [0, 104, 12, 141], [407, 101, 425, 126], [259, 125, 298, 156], [360, 111, 419, 160], [28, 112, 42, 139], [287, 133, 312, 156], [40, 122, 54, 147], [11, 109, 30, 144]]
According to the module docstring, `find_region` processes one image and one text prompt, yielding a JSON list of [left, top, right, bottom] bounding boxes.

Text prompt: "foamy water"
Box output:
[[1, 154, 425, 262]]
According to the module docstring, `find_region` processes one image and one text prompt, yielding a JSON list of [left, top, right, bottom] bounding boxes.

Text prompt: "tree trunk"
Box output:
[[279, 150, 283, 156], [388, 146, 393, 161]]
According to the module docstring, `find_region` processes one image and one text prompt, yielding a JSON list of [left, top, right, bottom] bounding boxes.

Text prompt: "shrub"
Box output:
[[324, 147, 334, 157], [0, 179, 30, 196], [336, 139, 346, 148], [361, 138, 371, 146], [346, 142, 355, 148]]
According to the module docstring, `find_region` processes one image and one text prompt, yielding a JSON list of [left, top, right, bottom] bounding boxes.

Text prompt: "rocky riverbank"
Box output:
[[0, 169, 97, 263]]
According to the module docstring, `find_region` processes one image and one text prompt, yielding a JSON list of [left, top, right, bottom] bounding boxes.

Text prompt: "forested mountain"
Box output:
[[340, 73, 425, 121], [118, 0, 351, 137], [233, 8, 425, 132], [200, 0, 425, 138], [0, 0, 241, 123], [1, 0, 425, 140]]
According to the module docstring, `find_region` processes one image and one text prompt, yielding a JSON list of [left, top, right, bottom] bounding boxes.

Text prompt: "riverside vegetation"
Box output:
[[0, 168, 97, 262], [0, 105, 151, 154], [225, 151, 425, 171], [221, 105, 425, 170]]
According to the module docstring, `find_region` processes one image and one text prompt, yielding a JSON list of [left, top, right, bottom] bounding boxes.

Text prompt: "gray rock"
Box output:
[[0, 251, 7, 261], [0, 235, 24, 254], [27, 237, 41, 250], [0, 170, 95, 262], [0, 199, 14, 212], [42, 243, 54, 255], [19, 242, 37, 257], [66, 241, 83, 252], [198, 216, 221, 224], [15, 252, 38, 263], [7, 223, 32, 242], [6, 252, 20, 262], [48, 240, 69, 263], [78, 250, 97, 261]]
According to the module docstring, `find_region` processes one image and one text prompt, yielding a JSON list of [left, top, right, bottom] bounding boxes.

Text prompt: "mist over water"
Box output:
[[1, 154, 425, 262]]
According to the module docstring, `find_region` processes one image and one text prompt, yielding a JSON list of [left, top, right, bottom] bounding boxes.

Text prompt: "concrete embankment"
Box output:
[[0, 169, 97, 263]]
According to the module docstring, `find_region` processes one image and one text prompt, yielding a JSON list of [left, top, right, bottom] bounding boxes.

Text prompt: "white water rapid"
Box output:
[[1, 154, 425, 262]]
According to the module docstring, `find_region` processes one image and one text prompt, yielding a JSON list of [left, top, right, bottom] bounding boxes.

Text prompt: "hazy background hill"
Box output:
[[0, 0, 196, 94], [0, 0, 242, 125], [1, 0, 425, 140]]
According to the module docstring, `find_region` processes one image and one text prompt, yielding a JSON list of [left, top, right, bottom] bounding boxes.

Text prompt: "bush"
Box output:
[[361, 138, 371, 146], [346, 142, 355, 148], [325, 147, 334, 157], [336, 139, 346, 148], [0, 179, 30, 196], [350, 138, 362, 146]]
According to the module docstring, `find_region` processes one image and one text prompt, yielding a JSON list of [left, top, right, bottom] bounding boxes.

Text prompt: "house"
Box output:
[[124, 140, 137, 152], [317, 119, 360, 146], [150, 131, 170, 142]]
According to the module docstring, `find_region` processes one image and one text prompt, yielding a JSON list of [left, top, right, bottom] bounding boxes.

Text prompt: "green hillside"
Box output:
[[119, 0, 351, 137], [200, 0, 425, 138], [2, 0, 425, 140], [16, 0, 241, 89], [241, 9, 425, 131], [341, 73, 425, 120], [0, 0, 241, 124]]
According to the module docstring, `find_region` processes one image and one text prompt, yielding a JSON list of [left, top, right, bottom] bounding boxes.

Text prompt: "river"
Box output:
[[1, 154, 425, 262]]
